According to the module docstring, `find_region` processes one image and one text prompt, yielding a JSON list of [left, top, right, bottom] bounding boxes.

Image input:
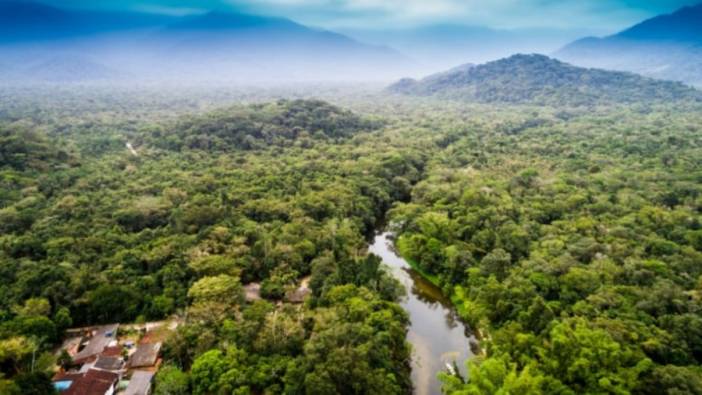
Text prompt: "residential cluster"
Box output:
[[52, 322, 171, 395]]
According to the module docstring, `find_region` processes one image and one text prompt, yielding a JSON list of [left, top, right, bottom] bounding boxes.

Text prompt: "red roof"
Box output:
[[101, 346, 123, 357], [64, 369, 119, 395], [52, 371, 83, 382]]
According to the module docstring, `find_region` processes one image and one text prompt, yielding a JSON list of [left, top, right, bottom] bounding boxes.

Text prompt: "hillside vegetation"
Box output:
[[388, 54, 701, 106], [0, 97, 423, 394], [157, 100, 382, 151], [390, 106, 702, 394]]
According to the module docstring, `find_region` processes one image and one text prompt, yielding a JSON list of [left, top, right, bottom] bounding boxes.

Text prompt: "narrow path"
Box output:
[[126, 142, 138, 156]]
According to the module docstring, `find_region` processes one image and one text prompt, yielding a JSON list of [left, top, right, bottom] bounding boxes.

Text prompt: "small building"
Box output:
[[128, 342, 161, 368], [64, 369, 119, 395], [73, 324, 119, 364], [286, 288, 311, 303], [124, 371, 155, 395], [93, 355, 124, 372], [244, 283, 262, 302], [286, 276, 312, 303]]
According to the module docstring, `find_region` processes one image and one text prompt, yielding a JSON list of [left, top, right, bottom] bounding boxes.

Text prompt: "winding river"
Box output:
[[369, 232, 477, 395]]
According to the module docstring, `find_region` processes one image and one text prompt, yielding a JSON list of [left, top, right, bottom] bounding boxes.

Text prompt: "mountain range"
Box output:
[[556, 3, 702, 87], [0, 1, 177, 42], [343, 25, 597, 72], [387, 54, 701, 106], [0, 1, 408, 83], [1, 1, 702, 86]]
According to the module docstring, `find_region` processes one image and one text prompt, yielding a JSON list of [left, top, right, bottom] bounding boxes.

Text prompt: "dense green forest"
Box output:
[[0, 94, 428, 394], [390, 106, 702, 393], [1, 84, 701, 394]]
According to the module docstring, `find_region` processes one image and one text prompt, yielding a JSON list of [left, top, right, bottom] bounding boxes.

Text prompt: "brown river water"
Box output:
[[369, 232, 477, 395]]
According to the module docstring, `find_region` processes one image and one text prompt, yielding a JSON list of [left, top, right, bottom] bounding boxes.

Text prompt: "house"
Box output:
[[286, 276, 311, 303], [244, 283, 262, 302], [124, 371, 155, 395], [93, 355, 124, 372], [63, 369, 119, 395], [128, 342, 161, 368], [286, 287, 311, 303], [52, 372, 84, 393], [73, 324, 119, 364]]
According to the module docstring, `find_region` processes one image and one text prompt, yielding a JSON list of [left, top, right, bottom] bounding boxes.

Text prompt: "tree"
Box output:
[[0, 337, 33, 374], [0, 374, 21, 395], [253, 308, 305, 355], [539, 318, 651, 393], [57, 350, 72, 370], [188, 275, 244, 323], [155, 365, 190, 395], [52, 307, 72, 333], [149, 295, 175, 320], [188, 255, 240, 277], [300, 285, 411, 394], [11, 372, 55, 395], [4, 316, 57, 344], [190, 350, 230, 395], [441, 356, 544, 395], [481, 248, 512, 281], [638, 365, 702, 395], [12, 298, 51, 318], [85, 285, 140, 324], [260, 266, 298, 300]]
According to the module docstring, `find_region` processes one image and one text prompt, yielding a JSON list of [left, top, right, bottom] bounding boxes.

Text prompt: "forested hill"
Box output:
[[387, 54, 702, 106], [154, 100, 382, 151]]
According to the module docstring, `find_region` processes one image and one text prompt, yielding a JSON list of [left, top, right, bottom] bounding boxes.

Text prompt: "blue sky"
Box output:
[[54, 0, 699, 31]]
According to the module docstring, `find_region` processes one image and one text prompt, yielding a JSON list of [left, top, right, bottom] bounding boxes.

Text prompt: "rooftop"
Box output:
[[64, 369, 118, 395], [244, 282, 262, 301], [93, 355, 124, 371], [73, 324, 119, 363], [124, 371, 155, 395], [128, 342, 161, 368], [101, 345, 123, 357]]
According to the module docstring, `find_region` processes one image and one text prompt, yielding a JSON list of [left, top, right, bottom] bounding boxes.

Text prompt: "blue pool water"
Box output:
[[54, 380, 73, 391]]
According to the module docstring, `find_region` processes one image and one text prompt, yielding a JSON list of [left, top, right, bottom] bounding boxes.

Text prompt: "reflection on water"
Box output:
[[369, 232, 476, 395]]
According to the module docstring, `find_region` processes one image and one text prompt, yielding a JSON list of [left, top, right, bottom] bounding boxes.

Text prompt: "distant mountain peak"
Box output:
[[0, 0, 68, 25], [555, 3, 702, 86], [617, 2, 702, 41]]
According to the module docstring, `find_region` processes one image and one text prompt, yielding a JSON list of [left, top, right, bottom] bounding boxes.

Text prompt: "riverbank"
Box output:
[[388, 232, 490, 359], [370, 232, 476, 395]]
